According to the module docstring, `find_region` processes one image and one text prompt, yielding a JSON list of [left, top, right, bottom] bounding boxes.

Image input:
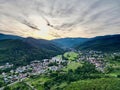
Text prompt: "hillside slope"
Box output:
[[64, 78, 120, 90], [76, 34, 120, 52], [0, 38, 63, 66]]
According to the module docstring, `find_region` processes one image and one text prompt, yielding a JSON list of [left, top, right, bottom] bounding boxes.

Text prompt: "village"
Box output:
[[1, 56, 67, 84], [0, 50, 119, 85], [78, 50, 106, 72]]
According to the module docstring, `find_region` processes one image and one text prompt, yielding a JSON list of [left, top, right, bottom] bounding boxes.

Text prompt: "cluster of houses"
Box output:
[[78, 50, 106, 72], [0, 63, 13, 70], [2, 72, 27, 83], [1, 56, 67, 83]]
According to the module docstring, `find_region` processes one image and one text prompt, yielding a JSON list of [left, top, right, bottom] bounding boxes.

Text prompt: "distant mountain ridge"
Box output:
[[0, 33, 120, 56], [0, 33, 22, 40], [0, 33, 63, 50], [76, 34, 120, 52], [51, 37, 88, 49]]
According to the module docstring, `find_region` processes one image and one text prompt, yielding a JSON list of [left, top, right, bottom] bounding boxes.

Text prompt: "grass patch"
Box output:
[[63, 61, 82, 71], [24, 75, 50, 90], [64, 52, 79, 61]]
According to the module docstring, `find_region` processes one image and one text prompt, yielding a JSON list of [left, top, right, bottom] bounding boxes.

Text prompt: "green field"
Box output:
[[63, 61, 82, 71], [24, 75, 50, 90], [64, 52, 79, 61]]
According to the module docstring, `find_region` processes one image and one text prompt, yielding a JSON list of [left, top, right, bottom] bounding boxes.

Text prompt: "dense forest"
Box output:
[[0, 39, 63, 66], [76, 35, 120, 52]]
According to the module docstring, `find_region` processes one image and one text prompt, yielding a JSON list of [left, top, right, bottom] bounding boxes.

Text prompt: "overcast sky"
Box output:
[[0, 0, 120, 39]]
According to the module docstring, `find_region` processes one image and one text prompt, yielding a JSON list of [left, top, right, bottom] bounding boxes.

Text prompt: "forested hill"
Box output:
[[76, 34, 120, 52], [0, 37, 63, 66]]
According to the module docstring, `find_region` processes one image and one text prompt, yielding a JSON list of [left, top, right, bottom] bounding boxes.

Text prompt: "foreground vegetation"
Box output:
[[4, 82, 32, 90], [64, 78, 120, 90]]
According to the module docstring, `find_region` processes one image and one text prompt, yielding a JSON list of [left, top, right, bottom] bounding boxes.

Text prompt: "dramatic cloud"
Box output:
[[0, 0, 120, 39]]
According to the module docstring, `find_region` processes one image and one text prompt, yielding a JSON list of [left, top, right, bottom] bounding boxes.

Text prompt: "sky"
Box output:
[[0, 0, 120, 40]]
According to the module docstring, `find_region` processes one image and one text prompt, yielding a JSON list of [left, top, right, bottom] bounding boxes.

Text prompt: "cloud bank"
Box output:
[[0, 0, 120, 39]]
